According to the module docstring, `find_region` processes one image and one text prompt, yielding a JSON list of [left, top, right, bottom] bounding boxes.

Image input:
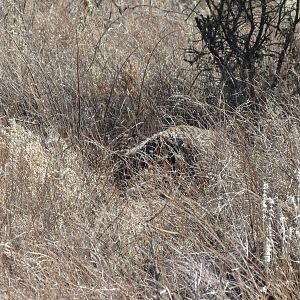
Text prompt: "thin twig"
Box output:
[[76, 29, 82, 138]]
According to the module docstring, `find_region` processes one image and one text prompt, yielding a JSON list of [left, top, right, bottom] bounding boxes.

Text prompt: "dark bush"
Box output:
[[186, 0, 300, 109]]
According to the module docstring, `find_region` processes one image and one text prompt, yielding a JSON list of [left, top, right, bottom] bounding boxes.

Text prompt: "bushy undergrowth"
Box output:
[[0, 0, 299, 299]]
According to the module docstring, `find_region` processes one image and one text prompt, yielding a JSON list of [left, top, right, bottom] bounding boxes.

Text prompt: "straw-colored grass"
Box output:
[[0, 1, 299, 299]]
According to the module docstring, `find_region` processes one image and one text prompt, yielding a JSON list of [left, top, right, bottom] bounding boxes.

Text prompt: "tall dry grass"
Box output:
[[0, 0, 299, 299]]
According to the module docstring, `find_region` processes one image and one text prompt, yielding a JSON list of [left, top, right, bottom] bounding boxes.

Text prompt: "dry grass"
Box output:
[[0, 0, 300, 299]]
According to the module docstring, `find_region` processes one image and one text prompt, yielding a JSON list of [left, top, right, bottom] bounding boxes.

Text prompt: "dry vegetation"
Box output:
[[0, 0, 299, 299]]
